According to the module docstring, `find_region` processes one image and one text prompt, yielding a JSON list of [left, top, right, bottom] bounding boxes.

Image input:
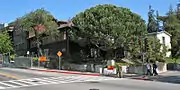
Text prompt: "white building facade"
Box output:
[[148, 31, 172, 57]]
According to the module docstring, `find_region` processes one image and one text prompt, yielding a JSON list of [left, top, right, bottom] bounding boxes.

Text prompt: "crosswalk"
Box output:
[[0, 75, 119, 89]]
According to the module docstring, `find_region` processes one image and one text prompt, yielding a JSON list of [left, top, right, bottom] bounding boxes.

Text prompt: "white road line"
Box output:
[[7, 81, 28, 86], [28, 78, 49, 84], [22, 79, 42, 85], [0, 82, 17, 87], [49, 77, 74, 83], [34, 78, 58, 84], [0, 76, 119, 90], [16, 80, 39, 85]]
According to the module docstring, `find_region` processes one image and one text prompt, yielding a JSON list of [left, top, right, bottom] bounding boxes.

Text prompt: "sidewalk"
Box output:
[[128, 71, 180, 82], [26, 67, 144, 78], [27, 67, 101, 76]]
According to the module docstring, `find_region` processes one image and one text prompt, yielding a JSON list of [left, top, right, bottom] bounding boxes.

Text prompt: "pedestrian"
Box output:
[[153, 61, 158, 76], [146, 62, 152, 76]]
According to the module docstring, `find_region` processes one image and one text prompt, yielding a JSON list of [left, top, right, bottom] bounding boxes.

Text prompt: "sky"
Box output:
[[0, 0, 179, 24]]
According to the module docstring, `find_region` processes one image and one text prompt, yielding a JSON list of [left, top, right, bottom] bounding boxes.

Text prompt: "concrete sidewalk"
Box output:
[[27, 67, 101, 76]]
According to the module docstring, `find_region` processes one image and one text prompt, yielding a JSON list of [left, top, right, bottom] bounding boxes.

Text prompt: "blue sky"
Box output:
[[0, 0, 179, 23]]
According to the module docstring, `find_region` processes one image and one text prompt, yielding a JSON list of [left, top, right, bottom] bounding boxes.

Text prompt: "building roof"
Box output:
[[148, 30, 172, 37]]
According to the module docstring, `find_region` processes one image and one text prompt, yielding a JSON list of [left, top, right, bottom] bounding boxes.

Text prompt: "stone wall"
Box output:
[[127, 62, 167, 74], [61, 62, 167, 74]]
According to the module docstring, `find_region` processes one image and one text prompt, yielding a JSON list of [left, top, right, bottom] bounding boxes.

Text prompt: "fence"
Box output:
[[167, 63, 180, 70], [13, 57, 31, 68]]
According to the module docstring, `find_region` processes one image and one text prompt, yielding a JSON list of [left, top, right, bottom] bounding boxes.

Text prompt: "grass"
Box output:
[[166, 58, 180, 64]]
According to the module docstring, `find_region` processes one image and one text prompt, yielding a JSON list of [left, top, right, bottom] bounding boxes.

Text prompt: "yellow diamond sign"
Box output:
[[57, 51, 62, 57]]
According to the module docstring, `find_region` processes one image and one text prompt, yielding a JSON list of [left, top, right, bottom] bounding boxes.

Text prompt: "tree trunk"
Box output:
[[35, 30, 42, 56]]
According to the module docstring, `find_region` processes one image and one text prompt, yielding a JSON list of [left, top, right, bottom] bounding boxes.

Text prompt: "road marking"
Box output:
[[16, 80, 39, 85], [0, 76, 119, 89], [0, 82, 17, 87], [0, 72, 21, 80], [8, 81, 28, 86]]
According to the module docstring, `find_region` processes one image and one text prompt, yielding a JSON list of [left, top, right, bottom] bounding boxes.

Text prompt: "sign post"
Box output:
[[57, 51, 62, 70]]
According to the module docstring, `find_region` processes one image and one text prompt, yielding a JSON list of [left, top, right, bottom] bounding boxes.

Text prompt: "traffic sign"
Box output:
[[57, 51, 62, 57]]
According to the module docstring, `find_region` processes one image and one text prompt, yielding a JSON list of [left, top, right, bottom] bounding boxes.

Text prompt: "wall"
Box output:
[[62, 63, 103, 73], [127, 62, 167, 74]]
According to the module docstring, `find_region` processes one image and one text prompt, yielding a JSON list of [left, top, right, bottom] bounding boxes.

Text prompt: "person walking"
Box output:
[[153, 62, 158, 76], [146, 62, 152, 76]]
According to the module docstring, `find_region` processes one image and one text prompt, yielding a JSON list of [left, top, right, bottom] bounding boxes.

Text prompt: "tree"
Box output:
[[163, 5, 180, 58], [147, 5, 157, 33], [0, 31, 13, 54], [72, 4, 147, 61], [147, 37, 167, 62], [15, 8, 58, 56]]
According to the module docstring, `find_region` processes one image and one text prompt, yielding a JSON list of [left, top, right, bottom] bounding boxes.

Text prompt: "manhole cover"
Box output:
[[32, 80, 39, 82], [89, 89, 99, 90], [89, 81, 100, 83]]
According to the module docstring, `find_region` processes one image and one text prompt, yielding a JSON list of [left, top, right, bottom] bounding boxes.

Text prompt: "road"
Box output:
[[0, 68, 180, 90], [5, 78, 180, 90]]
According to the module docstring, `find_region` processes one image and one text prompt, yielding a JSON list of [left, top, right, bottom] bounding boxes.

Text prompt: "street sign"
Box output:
[[57, 51, 62, 70], [57, 51, 62, 57]]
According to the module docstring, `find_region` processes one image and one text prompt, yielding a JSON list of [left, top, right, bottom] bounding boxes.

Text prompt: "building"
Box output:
[[148, 31, 172, 57], [9, 19, 75, 58], [0, 23, 8, 30]]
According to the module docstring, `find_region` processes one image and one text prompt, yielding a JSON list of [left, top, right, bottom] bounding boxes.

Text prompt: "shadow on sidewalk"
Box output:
[[155, 75, 180, 84]]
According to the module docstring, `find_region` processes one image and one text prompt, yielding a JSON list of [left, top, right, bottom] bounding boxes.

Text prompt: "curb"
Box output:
[[28, 68, 101, 76]]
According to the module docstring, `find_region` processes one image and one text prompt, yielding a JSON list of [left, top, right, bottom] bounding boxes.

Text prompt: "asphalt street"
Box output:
[[0, 68, 79, 81], [5, 78, 180, 90], [0, 68, 180, 90]]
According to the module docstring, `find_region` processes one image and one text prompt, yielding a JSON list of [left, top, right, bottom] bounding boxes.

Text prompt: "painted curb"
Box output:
[[28, 68, 101, 76]]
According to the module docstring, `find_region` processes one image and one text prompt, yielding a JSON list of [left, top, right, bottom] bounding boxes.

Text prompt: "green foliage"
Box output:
[[32, 57, 39, 61], [166, 58, 180, 64], [15, 8, 58, 36], [10, 54, 16, 60], [72, 4, 146, 59], [163, 6, 180, 59], [147, 37, 167, 62], [0, 31, 13, 54], [147, 5, 157, 33]]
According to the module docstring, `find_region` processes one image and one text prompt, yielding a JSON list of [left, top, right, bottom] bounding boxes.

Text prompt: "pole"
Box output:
[[58, 56, 61, 70], [142, 53, 145, 75], [30, 57, 33, 68], [37, 55, 40, 68]]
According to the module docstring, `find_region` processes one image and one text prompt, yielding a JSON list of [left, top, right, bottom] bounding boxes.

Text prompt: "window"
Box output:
[[162, 36, 165, 45]]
